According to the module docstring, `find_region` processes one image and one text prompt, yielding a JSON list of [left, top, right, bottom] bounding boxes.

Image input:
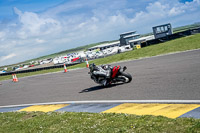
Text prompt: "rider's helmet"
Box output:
[[89, 63, 96, 71], [102, 64, 110, 70], [103, 65, 108, 69]]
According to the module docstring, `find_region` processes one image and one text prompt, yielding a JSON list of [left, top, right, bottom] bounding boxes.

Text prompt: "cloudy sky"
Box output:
[[0, 0, 199, 66]]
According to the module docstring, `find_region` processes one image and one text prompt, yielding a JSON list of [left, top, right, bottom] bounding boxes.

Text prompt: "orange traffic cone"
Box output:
[[86, 58, 89, 68], [64, 64, 68, 73], [12, 74, 16, 82], [12, 74, 18, 82], [15, 74, 18, 82]]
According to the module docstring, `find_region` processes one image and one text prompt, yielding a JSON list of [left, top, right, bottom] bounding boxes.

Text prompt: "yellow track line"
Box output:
[[103, 103, 200, 118], [19, 104, 69, 112]]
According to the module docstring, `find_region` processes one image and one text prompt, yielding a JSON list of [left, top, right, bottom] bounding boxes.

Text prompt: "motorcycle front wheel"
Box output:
[[118, 72, 132, 83]]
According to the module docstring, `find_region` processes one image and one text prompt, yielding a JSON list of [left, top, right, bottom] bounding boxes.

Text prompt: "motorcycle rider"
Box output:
[[89, 63, 111, 86]]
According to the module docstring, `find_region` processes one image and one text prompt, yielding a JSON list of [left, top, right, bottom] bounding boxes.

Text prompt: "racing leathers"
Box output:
[[91, 64, 111, 86]]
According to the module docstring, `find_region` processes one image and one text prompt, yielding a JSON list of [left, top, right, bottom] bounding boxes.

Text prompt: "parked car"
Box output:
[[0, 70, 6, 73], [118, 45, 132, 53], [40, 58, 53, 65]]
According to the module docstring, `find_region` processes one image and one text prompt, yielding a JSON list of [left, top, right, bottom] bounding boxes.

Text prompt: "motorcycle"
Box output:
[[88, 63, 132, 86]]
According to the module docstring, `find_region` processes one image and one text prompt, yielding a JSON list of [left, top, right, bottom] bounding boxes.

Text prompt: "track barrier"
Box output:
[[0, 62, 79, 76]]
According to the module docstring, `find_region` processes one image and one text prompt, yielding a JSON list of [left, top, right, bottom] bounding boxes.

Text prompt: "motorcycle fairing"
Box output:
[[111, 66, 120, 78]]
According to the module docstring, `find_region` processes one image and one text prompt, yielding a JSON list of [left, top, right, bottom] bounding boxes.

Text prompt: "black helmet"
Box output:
[[89, 63, 96, 71]]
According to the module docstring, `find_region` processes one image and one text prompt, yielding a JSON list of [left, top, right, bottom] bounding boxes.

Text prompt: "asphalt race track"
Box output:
[[0, 49, 200, 106]]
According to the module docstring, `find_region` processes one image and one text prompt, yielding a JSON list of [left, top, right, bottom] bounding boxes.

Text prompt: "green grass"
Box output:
[[173, 23, 200, 33], [1, 33, 200, 81], [0, 111, 200, 132]]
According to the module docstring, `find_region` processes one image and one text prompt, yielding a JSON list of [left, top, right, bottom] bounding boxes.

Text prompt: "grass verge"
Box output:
[[0, 111, 200, 132], [1, 33, 200, 81]]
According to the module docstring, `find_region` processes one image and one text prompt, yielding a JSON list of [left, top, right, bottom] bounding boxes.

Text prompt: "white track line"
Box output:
[[1, 100, 200, 108]]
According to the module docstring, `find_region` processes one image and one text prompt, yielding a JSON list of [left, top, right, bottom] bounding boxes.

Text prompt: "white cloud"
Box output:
[[13, 7, 61, 39], [169, 7, 185, 16], [0, 53, 16, 62], [35, 38, 46, 43], [0, 32, 5, 41], [13, 7, 22, 16], [130, 0, 200, 28]]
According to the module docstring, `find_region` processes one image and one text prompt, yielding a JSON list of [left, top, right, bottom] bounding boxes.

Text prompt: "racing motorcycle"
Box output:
[[88, 63, 132, 86]]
